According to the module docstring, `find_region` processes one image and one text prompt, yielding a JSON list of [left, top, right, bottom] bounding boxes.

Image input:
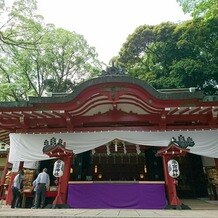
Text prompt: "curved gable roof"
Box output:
[[0, 75, 205, 108], [30, 75, 205, 104]]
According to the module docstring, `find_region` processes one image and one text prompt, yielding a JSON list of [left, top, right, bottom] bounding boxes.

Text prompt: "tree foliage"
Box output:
[[0, 0, 102, 101], [117, 17, 218, 89], [176, 0, 218, 19], [0, 0, 43, 49]]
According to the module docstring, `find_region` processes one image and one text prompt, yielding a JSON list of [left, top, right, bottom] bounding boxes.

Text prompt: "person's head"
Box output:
[[18, 169, 25, 179], [19, 169, 24, 175], [43, 168, 47, 173]]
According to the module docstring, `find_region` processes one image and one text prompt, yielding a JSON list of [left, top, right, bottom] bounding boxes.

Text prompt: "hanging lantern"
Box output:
[[140, 173, 144, 179], [53, 159, 65, 177], [114, 139, 118, 152], [144, 165, 147, 173], [94, 165, 98, 173], [168, 159, 180, 178]]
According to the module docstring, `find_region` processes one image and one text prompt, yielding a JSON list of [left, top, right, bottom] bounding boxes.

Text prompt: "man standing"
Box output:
[[31, 178, 38, 208], [11, 170, 24, 208], [33, 168, 50, 209]]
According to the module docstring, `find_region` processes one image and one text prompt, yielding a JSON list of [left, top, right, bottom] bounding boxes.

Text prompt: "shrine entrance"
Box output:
[[92, 142, 150, 182], [70, 143, 208, 199]]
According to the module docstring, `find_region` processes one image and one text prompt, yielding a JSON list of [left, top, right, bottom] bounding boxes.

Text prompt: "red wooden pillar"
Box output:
[[0, 156, 9, 199], [156, 143, 189, 208], [43, 142, 73, 207], [53, 154, 73, 205], [0, 156, 9, 186], [6, 161, 24, 205], [162, 155, 182, 206]]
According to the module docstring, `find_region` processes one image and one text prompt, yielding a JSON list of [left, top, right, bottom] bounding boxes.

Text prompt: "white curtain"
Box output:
[[8, 129, 218, 162]]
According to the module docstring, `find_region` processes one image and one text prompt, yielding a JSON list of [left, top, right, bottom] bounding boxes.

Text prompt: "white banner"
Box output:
[[12, 161, 20, 172], [8, 129, 218, 162], [23, 161, 39, 169]]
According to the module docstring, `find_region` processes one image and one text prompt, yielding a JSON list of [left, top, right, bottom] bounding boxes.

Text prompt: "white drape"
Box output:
[[8, 130, 218, 162]]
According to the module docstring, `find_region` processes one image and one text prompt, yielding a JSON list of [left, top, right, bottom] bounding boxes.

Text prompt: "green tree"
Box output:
[[117, 17, 218, 89], [0, 0, 102, 101], [39, 27, 102, 94], [172, 17, 218, 88], [0, 0, 46, 100], [177, 0, 218, 19], [117, 22, 180, 88], [0, 0, 43, 49]]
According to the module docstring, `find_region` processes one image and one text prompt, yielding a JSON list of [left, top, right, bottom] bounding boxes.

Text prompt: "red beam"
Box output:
[[189, 107, 201, 114], [179, 108, 190, 115], [168, 108, 179, 115], [199, 107, 211, 114]]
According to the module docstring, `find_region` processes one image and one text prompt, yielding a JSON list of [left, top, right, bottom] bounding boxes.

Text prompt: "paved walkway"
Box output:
[[0, 199, 218, 218]]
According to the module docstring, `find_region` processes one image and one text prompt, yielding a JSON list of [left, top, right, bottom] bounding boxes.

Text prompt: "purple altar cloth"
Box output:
[[67, 183, 167, 209]]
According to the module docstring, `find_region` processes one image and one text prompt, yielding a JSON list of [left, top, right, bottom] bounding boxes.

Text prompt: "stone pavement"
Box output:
[[0, 199, 218, 218]]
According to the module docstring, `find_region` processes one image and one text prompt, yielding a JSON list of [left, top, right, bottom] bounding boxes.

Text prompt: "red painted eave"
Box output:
[[0, 76, 217, 143]]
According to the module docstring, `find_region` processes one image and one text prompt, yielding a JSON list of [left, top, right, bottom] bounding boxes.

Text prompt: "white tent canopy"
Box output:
[[8, 130, 218, 162]]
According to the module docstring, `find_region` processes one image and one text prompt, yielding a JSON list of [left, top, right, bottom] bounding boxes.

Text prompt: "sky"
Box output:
[[37, 0, 190, 64]]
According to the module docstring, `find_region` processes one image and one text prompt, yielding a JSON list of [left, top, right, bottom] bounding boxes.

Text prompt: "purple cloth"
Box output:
[[67, 183, 167, 209]]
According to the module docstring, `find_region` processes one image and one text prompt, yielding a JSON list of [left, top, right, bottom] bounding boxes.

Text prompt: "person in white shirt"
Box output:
[[11, 170, 24, 208], [31, 178, 38, 207], [33, 168, 50, 209]]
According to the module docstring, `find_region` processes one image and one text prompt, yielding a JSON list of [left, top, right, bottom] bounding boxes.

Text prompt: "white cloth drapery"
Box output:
[[8, 129, 218, 162]]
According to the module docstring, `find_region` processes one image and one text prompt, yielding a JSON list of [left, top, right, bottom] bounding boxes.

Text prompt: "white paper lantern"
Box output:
[[168, 159, 180, 178], [53, 159, 64, 177]]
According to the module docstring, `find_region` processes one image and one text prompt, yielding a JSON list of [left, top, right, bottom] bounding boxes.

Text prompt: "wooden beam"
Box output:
[[168, 108, 179, 115], [2, 112, 20, 119], [22, 112, 38, 118], [199, 107, 212, 114], [65, 112, 74, 131], [189, 107, 201, 114], [32, 111, 48, 118], [179, 108, 190, 115], [52, 111, 65, 118]]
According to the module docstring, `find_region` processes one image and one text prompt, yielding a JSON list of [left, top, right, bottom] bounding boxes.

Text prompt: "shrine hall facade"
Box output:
[[0, 71, 218, 209]]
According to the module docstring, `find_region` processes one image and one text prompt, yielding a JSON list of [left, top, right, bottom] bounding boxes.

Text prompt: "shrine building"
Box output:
[[0, 68, 218, 209]]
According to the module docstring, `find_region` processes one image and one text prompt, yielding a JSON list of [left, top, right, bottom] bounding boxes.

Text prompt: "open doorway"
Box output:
[[70, 145, 164, 182]]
